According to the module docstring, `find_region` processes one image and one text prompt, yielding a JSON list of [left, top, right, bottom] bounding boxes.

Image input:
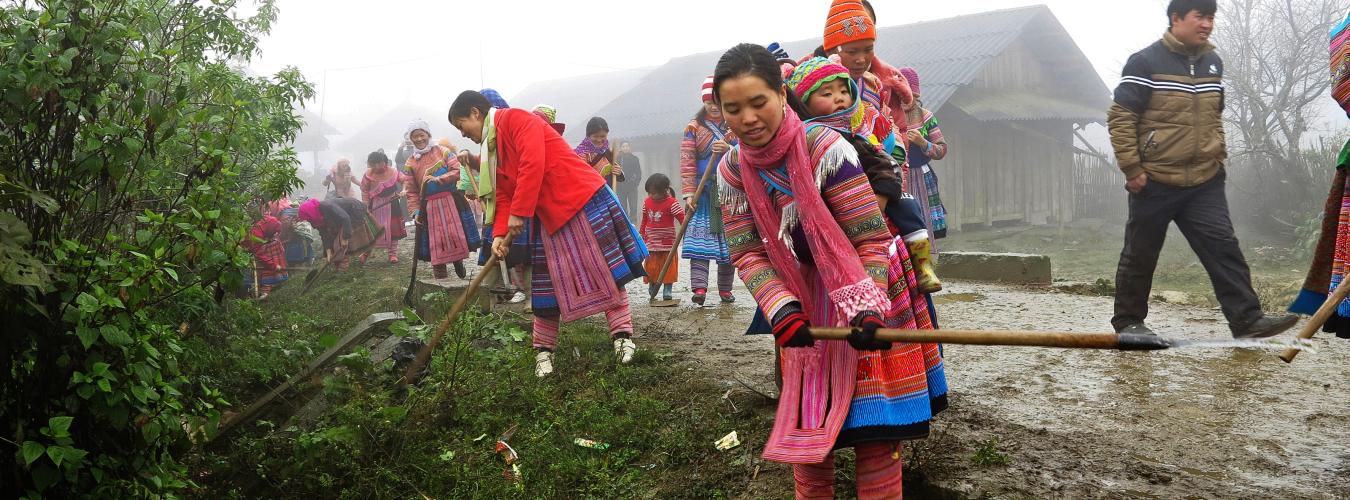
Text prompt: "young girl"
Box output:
[[360, 149, 405, 263], [640, 174, 685, 302], [449, 91, 647, 378], [681, 76, 738, 306], [575, 117, 624, 183], [788, 56, 942, 293], [404, 120, 480, 280], [713, 43, 946, 498]]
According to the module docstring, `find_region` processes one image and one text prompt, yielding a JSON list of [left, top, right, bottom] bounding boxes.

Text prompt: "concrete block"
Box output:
[[939, 251, 1052, 286], [412, 277, 496, 316]]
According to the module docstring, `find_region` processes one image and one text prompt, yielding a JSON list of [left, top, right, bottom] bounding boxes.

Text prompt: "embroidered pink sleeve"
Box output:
[[720, 151, 798, 319], [821, 156, 893, 319]]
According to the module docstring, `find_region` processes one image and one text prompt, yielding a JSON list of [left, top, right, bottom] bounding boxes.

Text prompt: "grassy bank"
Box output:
[[941, 223, 1305, 309], [183, 261, 789, 498]]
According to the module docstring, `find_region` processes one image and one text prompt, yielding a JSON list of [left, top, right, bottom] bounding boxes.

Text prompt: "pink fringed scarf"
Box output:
[[742, 109, 890, 464], [739, 108, 878, 320]]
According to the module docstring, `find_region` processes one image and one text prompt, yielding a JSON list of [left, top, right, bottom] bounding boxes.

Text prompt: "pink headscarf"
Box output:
[[298, 198, 324, 227], [899, 67, 920, 97]]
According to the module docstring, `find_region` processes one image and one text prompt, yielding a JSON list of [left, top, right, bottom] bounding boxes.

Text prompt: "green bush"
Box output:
[[0, 0, 310, 496]]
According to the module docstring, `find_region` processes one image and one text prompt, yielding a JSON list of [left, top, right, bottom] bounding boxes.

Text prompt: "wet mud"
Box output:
[[622, 269, 1350, 498]]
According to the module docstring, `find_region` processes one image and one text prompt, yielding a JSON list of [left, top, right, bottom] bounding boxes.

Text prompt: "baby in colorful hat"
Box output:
[[788, 56, 942, 294]]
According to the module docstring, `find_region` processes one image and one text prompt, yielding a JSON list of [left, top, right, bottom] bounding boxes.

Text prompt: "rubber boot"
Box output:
[[904, 231, 942, 294], [453, 261, 467, 279]]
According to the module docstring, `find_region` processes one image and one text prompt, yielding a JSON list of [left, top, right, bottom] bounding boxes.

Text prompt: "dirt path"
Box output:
[[620, 270, 1350, 498], [423, 245, 1348, 498]]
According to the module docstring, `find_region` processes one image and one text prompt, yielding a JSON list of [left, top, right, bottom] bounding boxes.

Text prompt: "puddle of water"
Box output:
[[1170, 338, 1317, 352]]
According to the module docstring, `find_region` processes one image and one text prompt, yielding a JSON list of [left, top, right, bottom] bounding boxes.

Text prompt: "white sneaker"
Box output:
[[509, 291, 527, 304], [613, 338, 637, 364], [535, 351, 555, 378]]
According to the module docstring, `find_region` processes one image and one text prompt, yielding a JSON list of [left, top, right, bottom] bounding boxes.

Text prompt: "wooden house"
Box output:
[[521, 5, 1112, 231]]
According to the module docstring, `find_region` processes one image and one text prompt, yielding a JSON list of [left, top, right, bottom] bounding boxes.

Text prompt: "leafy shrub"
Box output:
[[0, 0, 311, 495]]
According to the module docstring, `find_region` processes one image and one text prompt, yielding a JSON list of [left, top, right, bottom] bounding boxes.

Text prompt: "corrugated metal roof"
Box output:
[[591, 5, 1109, 140], [955, 91, 1105, 122]]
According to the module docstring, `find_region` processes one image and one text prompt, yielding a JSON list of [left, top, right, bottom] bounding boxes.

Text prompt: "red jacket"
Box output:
[[494, 108, 605, 237]]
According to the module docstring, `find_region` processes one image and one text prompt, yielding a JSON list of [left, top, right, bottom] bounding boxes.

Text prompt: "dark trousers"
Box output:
[[1112, 172, 1263, 333]]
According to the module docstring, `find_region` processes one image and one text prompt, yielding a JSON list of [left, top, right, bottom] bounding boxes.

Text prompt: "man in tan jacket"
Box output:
[[1107, 0, 1296, 338]]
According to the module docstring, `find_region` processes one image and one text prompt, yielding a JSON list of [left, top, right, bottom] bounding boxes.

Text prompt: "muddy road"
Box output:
[[418, 245, 1348, 498], [615, 268, 1350, 498]]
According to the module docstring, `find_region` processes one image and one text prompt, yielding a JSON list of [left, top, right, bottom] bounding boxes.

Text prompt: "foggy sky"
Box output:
[[247, 0, 1342, 166]]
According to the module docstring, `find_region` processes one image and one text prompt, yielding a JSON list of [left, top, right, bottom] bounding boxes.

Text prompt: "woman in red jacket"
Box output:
[[449, 90, 648, 378]]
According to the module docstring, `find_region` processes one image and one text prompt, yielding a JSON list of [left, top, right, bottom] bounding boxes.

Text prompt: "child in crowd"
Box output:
[[243, 213, 288, 298], [640, 174, 685, 303]]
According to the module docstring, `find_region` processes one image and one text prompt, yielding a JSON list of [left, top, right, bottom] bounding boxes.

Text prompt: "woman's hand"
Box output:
[[711, 140, 731, 154], [906, 129, 925, 147], [848, 311, 892, 351], [505, 214, 525, 241], [610, 162, 624, 178], [492, 236, 509, 259]]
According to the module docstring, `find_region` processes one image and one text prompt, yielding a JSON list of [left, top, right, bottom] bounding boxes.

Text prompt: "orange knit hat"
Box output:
[[823, 0, 875, 52]]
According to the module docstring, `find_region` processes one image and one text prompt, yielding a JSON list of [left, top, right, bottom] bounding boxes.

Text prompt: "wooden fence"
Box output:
[[1072, 151, 1127, 222]]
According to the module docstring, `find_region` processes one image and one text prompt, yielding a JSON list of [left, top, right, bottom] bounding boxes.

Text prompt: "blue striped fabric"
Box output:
[[529, 187, 647, 317], [683, 155, 732, 264]]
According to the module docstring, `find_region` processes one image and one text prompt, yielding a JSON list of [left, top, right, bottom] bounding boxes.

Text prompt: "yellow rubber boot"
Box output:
[[905, 235, 943, 294]]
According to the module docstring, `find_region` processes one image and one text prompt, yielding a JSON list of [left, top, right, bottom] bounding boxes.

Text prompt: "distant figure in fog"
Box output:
[[616, 141, 644, 216]]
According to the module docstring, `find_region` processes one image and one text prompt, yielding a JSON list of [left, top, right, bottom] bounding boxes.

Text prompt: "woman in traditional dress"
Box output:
[[449, 90, 647, 378], [575, 117, 624, 184], [404, 120, 479, 280], [360, 149, 405, 263], [1290, 10, 1350, 339], [323, 159, 357, 199], [899, 68, 951, 240], [713, 43, 946, 498], [296, 197, 378, 272], [681, 76, 738, 305]]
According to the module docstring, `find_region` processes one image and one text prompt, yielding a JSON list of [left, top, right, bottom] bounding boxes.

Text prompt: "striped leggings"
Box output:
[[690, 259, 735, 293], [793, 442, 904, 499], [531, 293, 634, 351]]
